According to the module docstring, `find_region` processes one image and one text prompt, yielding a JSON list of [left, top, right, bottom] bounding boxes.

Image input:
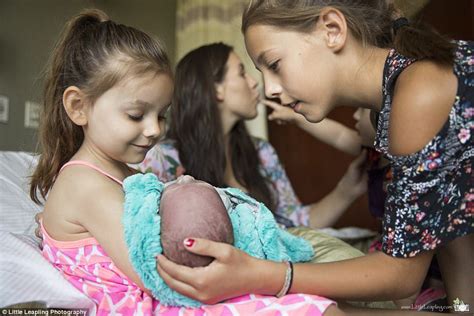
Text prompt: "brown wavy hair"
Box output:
[[30, 9, 171, 204], [242, 0, 454, 65], [168, 43, 276, 212]]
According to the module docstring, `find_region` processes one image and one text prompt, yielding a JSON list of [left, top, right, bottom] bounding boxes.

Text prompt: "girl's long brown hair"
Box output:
[[30, 9, 171, 204], [168, 43, 276, 212], [242, 0, 454, 65]]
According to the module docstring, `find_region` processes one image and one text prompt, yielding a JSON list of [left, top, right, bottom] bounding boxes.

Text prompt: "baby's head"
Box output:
[[160, 175, 234, 267]]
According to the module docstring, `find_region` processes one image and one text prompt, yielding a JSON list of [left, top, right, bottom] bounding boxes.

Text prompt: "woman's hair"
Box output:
[[30, 9, 171, 204], [242, 0, 454, 65], [168, 42, 276, 211]]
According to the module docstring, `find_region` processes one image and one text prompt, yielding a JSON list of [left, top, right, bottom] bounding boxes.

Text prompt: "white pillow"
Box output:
[[0, 151, 42, 237], [0, 152, 95, 312], [0, 232, 95, 312]]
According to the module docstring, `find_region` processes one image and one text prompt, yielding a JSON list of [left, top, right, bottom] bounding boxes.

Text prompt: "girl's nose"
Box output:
[[143, 118, 162, 138], [353, 108, 362, 121], [263, 75, 282, 99]]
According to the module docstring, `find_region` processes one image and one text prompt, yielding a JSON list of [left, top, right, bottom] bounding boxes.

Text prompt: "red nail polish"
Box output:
[[184, 238, 195, 247]]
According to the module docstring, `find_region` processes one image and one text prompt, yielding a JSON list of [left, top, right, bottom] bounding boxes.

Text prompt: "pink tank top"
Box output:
[[41, 160, 335, 315]]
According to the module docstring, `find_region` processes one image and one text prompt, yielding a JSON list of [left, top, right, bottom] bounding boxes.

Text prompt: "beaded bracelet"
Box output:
[[276, 261, 294, 298]]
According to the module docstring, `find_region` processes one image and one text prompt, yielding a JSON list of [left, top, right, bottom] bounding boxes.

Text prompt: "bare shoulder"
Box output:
[[44, 165, 124, 238], [389, 60, 457, 156]]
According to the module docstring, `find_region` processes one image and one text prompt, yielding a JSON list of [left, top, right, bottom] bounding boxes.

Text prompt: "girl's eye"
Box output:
[[128, 114, 143, 121], [158, 115, 167, 121], [268, 60, 280, 72]]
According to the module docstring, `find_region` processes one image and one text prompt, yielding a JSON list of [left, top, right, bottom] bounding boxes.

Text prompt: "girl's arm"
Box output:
[[308, 150, 367, 228], [257, 140, 366, 228], [75, 172, 151, 295], [156, 238, 434, 304], [263, 99, 361, 156]]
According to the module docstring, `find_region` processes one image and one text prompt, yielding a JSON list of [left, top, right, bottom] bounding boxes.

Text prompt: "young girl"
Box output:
[[30, 9, 344, 316], [156, 0, 473, 310]]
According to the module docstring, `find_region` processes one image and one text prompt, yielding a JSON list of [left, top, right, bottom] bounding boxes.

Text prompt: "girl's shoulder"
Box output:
[[44, 164, 124, 239], [388, 59, 457, 156], [252, 136, 278, 156], [51, 164, 124, 207], [252, 137, 284, 172]]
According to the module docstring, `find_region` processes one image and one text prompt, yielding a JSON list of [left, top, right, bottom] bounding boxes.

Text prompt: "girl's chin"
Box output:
[[298, 109, 325, 123], [296, 103, 331, 123], [243, 110, 259, 120]]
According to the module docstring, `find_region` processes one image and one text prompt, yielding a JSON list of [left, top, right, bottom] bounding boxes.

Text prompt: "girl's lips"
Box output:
[[288, 101, 299, 109], [133, 144, 153, 150], [293, 102, 302, 112]]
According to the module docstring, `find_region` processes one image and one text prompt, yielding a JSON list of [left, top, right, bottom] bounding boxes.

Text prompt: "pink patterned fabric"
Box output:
[[41, 222, 335, 315]]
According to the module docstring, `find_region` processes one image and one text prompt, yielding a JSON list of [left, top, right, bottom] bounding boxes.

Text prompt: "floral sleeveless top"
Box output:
[[374, 40, 474, 258]]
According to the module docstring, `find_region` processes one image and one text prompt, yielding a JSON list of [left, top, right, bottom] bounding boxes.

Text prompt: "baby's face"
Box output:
[[160, 175, 234, 267]]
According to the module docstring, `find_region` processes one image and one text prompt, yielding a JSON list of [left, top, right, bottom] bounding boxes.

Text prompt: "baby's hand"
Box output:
[[263, 99, 299, 124]]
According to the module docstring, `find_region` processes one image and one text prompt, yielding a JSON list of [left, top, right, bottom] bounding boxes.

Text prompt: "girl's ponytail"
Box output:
[[392, 19, 455, 65], [30, 10, 109, 204]]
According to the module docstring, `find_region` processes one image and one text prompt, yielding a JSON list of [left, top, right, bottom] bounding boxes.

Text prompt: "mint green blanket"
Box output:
[[123, 173, 314, 307]]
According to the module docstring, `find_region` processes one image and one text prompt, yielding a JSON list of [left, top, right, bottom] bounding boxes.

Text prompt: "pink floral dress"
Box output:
[[41, 222, 335, 315], [40, 161, 335, 315]]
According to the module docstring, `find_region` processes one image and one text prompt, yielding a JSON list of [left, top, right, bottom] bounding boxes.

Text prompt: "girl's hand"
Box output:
[[263, 99, 299, 124], [156, 238, 267, 304], [336, 150, 368, 199]]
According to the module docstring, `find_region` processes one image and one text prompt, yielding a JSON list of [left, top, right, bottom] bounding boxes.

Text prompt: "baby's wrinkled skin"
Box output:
[[160, 175, 234, 267]]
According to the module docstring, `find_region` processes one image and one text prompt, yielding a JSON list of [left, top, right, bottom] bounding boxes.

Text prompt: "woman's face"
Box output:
[[217, 52, 260, 120], [245, 24, 340, 123]]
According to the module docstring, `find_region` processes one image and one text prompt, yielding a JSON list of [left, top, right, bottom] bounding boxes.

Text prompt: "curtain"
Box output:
[[175, 0, 268, 140]]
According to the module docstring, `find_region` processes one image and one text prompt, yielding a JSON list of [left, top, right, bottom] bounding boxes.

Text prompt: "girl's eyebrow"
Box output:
[[257, 49, 276, 66], [256, 51, 268, 65], [122, 100, 150, 109], [133, 100, 153, 107]]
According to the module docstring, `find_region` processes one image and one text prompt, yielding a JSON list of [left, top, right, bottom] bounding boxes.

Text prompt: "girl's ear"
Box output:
[[63, 86, 88, 126], [318, 7, 347, 53]]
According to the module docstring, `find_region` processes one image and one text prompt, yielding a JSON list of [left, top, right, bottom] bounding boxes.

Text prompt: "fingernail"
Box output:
[[184, 238, 195, 247]]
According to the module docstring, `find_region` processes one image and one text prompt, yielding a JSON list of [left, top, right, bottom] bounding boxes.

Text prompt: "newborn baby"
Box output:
[[123, 172, 314, 307], [160, 175, 234, 267]]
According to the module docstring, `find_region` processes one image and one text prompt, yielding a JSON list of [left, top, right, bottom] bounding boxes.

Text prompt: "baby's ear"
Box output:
[[63, 86, 89, 126]]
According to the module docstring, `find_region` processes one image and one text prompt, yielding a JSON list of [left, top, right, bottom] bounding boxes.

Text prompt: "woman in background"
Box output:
[[139, 42, 367, 230]]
